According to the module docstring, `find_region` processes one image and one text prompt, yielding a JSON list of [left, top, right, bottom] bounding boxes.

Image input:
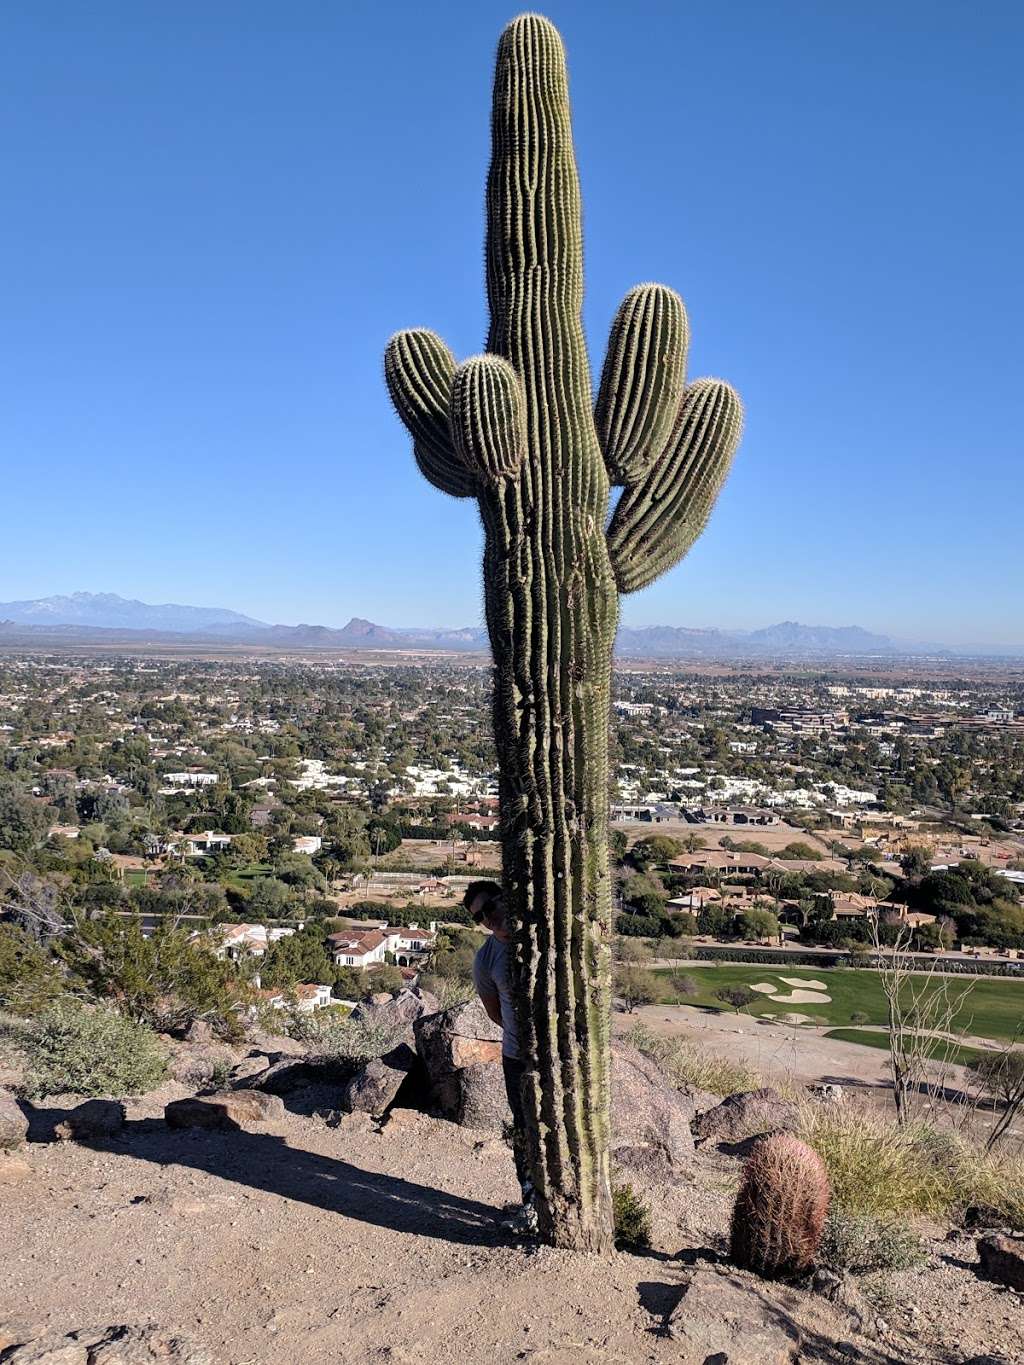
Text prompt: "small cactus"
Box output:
[[730, 1133, 830, 1278]]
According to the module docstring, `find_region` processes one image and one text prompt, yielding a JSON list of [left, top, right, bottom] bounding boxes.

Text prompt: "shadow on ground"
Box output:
[[25, 1107, 518, 1250]]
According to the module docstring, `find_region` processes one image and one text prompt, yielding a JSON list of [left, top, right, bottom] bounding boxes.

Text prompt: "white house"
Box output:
[[208, 923, 295, 960], [292, 835, 323, 855], [164, 771, 219, 787]]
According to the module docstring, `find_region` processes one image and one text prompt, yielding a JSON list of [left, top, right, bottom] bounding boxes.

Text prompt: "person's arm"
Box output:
[[477, 987, 504, 1028], [473, 948, 504, 1027]]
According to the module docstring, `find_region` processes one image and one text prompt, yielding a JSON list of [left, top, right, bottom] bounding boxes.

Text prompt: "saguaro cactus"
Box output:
[[385, 14, 742, 1250]]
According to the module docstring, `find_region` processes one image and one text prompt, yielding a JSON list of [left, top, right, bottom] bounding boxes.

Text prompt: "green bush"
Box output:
[[17, 1002, 168, 1099], [821, 1211, 925, 1274], [612, 1182, 652, 1247], [0, 924, 65, 1015]]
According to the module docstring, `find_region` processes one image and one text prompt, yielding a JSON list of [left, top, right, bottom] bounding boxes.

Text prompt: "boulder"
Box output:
[[351, 987, 440, 1046], [691, 1088, 798, 1146], [414, 1001, 507, 1130], [341, 1044, 418, 1115], [164, 1090, 285, 1131], [53, 1100, 125, 1144], [414, 1000, 503, 1076], [666, 1266, 801, 1364], [0, 1090, 28, 1151], [0, 1323, 213, 1364], [248, 1058, 317, 1095], [977, 1234, 1024, 1291], [610, 1041, 696, 1173]]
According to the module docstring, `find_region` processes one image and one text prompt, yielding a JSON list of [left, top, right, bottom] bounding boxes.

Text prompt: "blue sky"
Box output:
[[3, 1, 1021, 646]]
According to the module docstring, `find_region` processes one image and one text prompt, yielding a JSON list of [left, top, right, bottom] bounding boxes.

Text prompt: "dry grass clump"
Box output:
[[623, 1021, 762, 1097], [798, 1101, 1024, 1227]]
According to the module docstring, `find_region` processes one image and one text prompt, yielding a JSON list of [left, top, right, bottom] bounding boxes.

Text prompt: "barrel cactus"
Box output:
[[385, 14, 742, 1250], [730, 1134, 830, 1277]]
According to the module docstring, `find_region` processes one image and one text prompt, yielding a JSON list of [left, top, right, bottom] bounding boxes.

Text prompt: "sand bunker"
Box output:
[[769, 989, 831, 1004], [750, 982, 778, 994], [777, 1011, 813, 1024], [780, 977, 827, 990]]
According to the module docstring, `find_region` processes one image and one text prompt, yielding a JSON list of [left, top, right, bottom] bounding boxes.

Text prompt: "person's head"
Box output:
[[463, 878, 510, 941]]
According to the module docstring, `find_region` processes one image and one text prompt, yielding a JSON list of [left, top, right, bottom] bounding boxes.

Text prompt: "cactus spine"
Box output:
[[385, 14, 742, 1251], [730, 1134, 830, 1277]]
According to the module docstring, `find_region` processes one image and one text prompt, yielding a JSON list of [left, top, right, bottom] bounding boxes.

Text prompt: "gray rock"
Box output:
[[666, 1266, 801, 1364], [164, 1089, 285, 1130], [341, 1044, 417, 1115], [977, 1234, 1024, 1291], [248, 1058, 315, 1095], [691, 1088, 798, 1146], [413, 1000, 507, 1129], [453, 1062, 511, 1132], [53, 1100, 125, 1144], [610, 1041, 696, 1173], [0, 1323, 213, 1364], [0, 1090, 28, 1151]]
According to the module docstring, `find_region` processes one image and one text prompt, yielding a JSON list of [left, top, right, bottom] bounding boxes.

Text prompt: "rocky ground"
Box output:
[[1, 996, 1022, 1365]]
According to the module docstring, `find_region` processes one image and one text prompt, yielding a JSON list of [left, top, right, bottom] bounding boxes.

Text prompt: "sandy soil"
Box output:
[[3, 1095, 1022, 1365]]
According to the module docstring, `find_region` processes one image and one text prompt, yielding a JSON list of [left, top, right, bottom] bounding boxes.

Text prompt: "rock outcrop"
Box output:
[[666, 1265, 801, 1363], [414, 1001, 507, 1131], [609, 1041, 697, 1174], [0, 1090, 28, 1151], [340, 1043, 418, 1115], [691, 1087, 798, 1146], [0, 1323, 214, 1364]]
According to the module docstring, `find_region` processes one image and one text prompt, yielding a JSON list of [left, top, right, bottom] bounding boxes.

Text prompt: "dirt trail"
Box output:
[[3, 1097, 1021, 1363]]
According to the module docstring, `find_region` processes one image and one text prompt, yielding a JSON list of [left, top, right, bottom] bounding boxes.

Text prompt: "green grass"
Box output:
[[652, 963, 1024, 1045], [123, 870, 150, 888], [824, 1027, 987, 1068], [223, 863, 275, 888]]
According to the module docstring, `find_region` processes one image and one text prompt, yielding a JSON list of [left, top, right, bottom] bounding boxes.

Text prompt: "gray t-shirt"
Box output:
[[473, 934, 520, 1060]]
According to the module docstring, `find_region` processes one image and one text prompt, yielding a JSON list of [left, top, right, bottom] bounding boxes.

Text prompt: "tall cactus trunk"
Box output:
[[477, 16, 617, 1251], [384, 13, 743, 1252]]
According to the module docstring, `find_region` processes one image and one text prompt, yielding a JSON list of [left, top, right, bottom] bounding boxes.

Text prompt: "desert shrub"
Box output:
[[623, 1021, 762, 1096], [821, 1211, 925, 1274], [16, 1002, 167, 1099], [0, 924, 65, 1015], [614, 964, 661, 1012], [289, 1010, 401, 1066], [715, 985, 757, 1013], [418, 973, 476, 1009], [798, 1102, 1024, 1227], [612, 1182, 651, 1247], [58, 913, 245, 1037]]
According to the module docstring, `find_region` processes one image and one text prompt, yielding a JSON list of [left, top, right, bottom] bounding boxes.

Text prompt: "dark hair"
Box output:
[[463, 879, 503, 923]]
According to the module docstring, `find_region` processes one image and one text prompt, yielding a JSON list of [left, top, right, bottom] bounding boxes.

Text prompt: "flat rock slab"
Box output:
[[164, 1090, 285, 1131], [667, 1266, 801, 1364], [0, 1323, 214, 1364], [978, 1234, 1024, 1291]]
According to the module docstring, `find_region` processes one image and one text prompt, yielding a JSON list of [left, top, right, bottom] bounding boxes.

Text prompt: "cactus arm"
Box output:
[[606, 378, 742, 593], [594, 284, 689, 486], [450, 355, 525, 484], [384, 329, 476, 498]]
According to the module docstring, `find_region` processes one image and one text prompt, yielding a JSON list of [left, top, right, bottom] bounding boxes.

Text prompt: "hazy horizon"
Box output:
[[4, 2, 1021, 646]]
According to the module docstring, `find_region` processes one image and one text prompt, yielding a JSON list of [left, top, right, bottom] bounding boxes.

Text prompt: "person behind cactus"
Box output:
[[464, 879, 536, 1232], [386, 14, 743, 1250]]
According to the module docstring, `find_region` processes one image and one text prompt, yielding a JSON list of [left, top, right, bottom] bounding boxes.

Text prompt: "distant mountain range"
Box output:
[[0, 592, 1020, 659]]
